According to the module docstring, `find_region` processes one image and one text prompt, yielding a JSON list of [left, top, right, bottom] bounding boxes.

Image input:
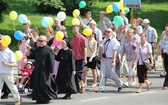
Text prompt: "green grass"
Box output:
[[0, 0, 168, 51]]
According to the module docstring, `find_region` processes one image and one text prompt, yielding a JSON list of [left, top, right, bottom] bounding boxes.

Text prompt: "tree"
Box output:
[[0, 0, 9, 22]]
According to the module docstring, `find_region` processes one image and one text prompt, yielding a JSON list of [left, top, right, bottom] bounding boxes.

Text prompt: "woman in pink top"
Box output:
[[132, 33, 154, 93], [18, 37, 28, 69]]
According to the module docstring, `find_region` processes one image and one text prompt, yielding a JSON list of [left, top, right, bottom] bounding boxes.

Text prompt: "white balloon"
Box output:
[[57, 11, 66, 22]]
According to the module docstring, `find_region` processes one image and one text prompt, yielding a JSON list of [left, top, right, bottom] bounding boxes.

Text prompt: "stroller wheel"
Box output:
[[24, 88, 29, 94]]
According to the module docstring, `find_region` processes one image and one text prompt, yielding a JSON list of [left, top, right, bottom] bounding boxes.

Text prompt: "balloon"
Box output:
[[124, 8, 130, 14], [113, 16, 123, 27], [48, 17, 54, 27], [73, 9, 80, 18], [14, 30, 24, 40], [18, 14, 28, 24], [79, 1, 86, 8], [55, 31, 64, 41], [15, 50, 23, 61], [1, 35, 11, 47], [41, 17, 50, 28], [53, 39, 62, 46], [112, 3, 120, 13], [120, 6, 127, 11], [72, 18, 80, 25], [57, 11, 66, 22], [83, 28, 93, 36], [106, 5, 113, 13], [119, 0, 123, 7], [9, 11, 18, 21]]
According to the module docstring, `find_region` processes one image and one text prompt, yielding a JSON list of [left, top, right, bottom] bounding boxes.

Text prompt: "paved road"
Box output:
[[1, 56, 168, 105]]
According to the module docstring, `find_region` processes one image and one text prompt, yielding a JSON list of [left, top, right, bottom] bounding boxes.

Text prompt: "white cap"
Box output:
[[26, 61, 32, 65], [100, 11, 106, 15], [143, 19, 150, 24], [89, 20, 96, 24]]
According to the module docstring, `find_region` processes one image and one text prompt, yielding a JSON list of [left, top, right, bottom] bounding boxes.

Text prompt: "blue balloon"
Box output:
[[18, 14, 28, 24], [14, 30, 24, 40], [42, 17, 50, 28], [112, 3, 120, 13]]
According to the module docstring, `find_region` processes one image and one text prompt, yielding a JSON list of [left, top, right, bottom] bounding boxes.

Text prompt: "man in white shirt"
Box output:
[[98, 28, 123, 92], [0, 38, 21, 105]]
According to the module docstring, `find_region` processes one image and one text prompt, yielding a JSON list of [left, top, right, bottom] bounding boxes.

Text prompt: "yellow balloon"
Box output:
[[1, 35, 11, 47], [72, 18, 80, 25], [15, 50, 23, 61], [48, 17, 54, 27], [83, 28, 93, 36], [73, 9, 80, 18], [120, 6, 127, 11], [9, 11, 18, 21], [106, 5, 113, 13], [119, 0, 123, 7], [55, 31, 64, 41]]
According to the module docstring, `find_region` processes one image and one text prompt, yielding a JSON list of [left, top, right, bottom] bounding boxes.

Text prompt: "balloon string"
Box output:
[[13, 20, 16, 31]]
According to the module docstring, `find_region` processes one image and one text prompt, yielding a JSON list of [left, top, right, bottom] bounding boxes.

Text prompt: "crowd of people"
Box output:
[[0, 10, 168, 104]]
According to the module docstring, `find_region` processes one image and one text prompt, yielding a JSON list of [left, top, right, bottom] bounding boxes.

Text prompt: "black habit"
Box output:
[[29, 45, 57, 103], [55, 48, 79, 94]]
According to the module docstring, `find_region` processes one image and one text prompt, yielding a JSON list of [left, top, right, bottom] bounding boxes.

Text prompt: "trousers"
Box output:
[[99, 58, 123, 91], [0, 73, 20, 101]]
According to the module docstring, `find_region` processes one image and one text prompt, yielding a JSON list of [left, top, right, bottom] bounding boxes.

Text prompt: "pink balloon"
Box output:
[[53, 39, 62, 46]]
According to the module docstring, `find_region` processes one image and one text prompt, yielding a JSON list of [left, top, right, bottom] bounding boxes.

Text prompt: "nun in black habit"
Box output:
[[55, 40, 79, 99]]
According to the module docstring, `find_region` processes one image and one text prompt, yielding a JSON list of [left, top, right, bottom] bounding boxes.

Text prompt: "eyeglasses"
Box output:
[[37, 40, 45, 42], [23, 23, 27, 25], [105, 31, 111, 33]]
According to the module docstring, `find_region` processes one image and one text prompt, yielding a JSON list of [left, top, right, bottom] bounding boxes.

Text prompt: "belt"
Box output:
[[105, 57, 112, 59]]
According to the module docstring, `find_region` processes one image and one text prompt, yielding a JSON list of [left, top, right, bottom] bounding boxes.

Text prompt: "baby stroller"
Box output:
[[17, 68, 33, 94]]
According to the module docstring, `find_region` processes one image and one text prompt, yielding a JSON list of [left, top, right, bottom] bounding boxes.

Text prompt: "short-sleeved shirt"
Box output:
[[160, 35, 168, 53], [83, 18, 93, 26], [0, 48, 16, 73], [70, 34, 86, 60], [98, 17, 112, 34], [135, 42, 152, 65], [123, 37, 137, 61], [136, 25, 143, 35], [143, 26, 158, 43], [101, 36, 118, 58]]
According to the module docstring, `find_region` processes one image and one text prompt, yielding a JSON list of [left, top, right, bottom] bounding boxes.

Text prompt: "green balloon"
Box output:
[[124, 8, 130, 14], [79, 1, 86, 8], [113, 16, 123, 27]]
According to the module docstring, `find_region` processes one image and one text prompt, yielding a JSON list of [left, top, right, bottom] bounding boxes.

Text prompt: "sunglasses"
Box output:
[[37, 40, 45, 42], [105, 31, 111, 33]]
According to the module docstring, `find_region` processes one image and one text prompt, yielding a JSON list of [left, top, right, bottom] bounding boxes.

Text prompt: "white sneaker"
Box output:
[[123, 82, 129, 87], [18, 84, 23, 88], [130, 82, 136, 86]]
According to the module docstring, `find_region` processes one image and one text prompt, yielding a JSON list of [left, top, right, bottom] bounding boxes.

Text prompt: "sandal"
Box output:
[[136, 89, 141, 93], [79, 87, 85, 93], [163, 86, 168, 90], [90, 84, 97, 88]]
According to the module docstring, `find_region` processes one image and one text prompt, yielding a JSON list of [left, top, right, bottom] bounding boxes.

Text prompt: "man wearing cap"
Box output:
[[98, 11, 112, 35], [0, 36, 22, 105], [78, 17, 102, 45], [143, 19, 158, 70]]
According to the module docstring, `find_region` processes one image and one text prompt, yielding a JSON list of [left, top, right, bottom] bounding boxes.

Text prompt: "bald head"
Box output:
[[37, 35, 47, 47]]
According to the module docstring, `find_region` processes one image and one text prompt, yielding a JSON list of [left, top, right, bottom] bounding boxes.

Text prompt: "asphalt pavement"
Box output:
[[1, 55, 168, 105]]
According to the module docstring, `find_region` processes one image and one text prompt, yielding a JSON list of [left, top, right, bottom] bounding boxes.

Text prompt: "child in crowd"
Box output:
[[15, 61, 33, 88], [18, 36, 28, 69]]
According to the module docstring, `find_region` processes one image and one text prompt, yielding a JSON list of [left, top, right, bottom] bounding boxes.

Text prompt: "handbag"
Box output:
[[88, 40, 100, 69], [139, 48, 151, 70]]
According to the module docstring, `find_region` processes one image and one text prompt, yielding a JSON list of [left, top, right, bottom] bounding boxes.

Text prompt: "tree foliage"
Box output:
[[28, 0, 97, 15], [0, 0, 9, 22]]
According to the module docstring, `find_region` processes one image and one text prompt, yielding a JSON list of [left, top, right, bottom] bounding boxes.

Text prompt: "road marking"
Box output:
[[81, 97, 109, 102]]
